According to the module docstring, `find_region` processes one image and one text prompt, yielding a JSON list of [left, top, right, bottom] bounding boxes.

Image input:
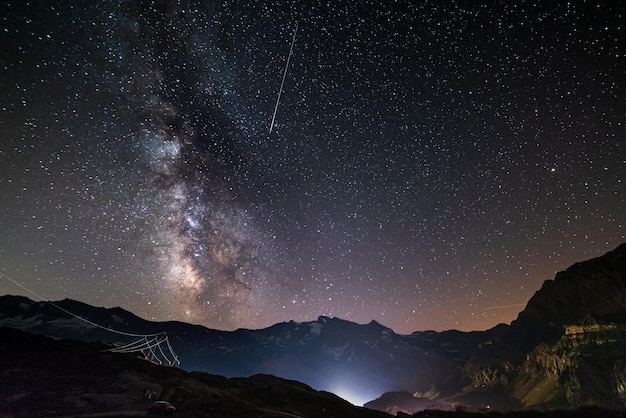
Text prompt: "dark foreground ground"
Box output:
[[407, 406, 626, 417]]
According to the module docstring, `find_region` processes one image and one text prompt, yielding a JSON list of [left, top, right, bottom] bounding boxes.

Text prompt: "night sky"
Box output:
[[1, 1, 624, 334]]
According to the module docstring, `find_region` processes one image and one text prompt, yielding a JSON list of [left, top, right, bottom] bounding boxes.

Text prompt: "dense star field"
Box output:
[[1, 1, 624, 334]]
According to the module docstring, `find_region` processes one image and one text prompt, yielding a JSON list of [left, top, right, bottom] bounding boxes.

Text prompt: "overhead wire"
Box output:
[[0, 270, 180, 367]]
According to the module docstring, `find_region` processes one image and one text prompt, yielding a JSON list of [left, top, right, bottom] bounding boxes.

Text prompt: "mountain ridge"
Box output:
[[1, 242, 626, 413]]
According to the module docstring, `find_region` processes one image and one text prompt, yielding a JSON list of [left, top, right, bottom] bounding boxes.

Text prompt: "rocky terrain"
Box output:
[[1, 242, 626, 415], [445, 242, 626, 412]]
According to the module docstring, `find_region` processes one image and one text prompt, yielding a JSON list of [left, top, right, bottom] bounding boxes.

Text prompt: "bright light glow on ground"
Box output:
[[330, 384, 378, 407]]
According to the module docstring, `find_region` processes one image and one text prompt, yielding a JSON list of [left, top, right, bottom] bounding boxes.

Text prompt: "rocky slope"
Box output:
[[360, 243, 626, 413], [506, 242, 626, 353], [445, 243, 626, 411], [509, 316, 626, 409]]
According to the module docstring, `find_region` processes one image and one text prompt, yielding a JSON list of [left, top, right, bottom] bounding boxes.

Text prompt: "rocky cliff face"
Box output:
[[510, 316, 626, 409], [461, 244, 626, 410], [506, 243, 626, 352]]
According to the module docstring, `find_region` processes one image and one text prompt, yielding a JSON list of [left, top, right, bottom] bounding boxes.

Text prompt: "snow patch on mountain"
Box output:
[[324, 342, 352, 361], [309, 322, 322, 336]]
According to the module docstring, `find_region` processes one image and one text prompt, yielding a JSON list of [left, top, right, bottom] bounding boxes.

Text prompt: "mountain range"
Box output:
[[1, 242, 625, 415]]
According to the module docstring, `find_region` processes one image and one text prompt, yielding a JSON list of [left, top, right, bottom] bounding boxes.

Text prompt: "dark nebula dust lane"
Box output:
[[0, 1, 624, 333]]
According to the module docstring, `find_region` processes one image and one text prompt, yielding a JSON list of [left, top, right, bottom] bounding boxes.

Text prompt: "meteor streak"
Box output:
[[269, 22, 298, 134]]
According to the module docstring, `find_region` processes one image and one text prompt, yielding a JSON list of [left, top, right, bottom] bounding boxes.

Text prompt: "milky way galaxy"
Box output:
[[1, 1, 625, 333], [116, 1, 282, 328]]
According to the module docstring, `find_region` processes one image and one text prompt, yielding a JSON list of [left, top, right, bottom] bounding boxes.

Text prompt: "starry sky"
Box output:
[[1, 0, 624, 334]]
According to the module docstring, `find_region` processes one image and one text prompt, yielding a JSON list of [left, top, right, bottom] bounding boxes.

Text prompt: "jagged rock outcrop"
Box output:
[[406, 243, 626, 413], [506, 243, 626, 353], [467, 364, 512, 388], [458, 244, 626, 410], [511, 315, 626, 409]]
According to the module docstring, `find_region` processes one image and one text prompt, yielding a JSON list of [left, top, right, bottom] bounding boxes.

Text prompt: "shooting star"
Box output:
[[269, 22, 298, 134]]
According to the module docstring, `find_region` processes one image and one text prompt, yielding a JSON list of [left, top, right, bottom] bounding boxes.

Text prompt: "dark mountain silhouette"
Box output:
[[507, 241, 626, 351], [1, 242, 626, 414]]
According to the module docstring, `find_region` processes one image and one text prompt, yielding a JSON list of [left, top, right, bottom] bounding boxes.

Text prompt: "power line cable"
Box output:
[[0, 270, 179, 367]]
